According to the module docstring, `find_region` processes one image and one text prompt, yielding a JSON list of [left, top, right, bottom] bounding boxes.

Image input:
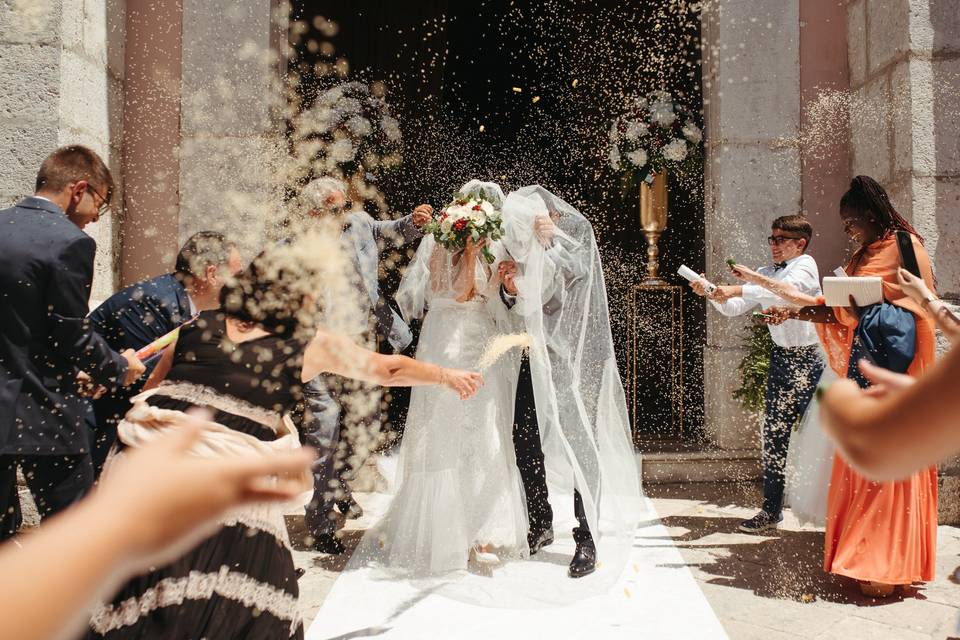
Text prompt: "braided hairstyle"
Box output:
[[839, 175, 924, 245]]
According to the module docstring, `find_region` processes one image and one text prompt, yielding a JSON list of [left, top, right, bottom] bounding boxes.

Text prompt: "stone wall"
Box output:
[[178, 0, 287, 261], [701, 1, 803, 453], [0, 0, 125, 303], [847, 0, 960, 298]]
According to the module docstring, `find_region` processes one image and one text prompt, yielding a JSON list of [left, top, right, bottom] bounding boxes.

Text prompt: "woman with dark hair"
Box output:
[[765, 176, 938, 597], [86, 251, 483, 639]]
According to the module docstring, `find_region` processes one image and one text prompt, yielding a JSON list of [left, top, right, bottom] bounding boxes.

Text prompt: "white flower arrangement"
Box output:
[[608, 89, 703, 185]]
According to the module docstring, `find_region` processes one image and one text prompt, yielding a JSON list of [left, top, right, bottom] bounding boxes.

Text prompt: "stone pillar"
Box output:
[[178, 0, 287, 260], [847, 0, 960, 297], [701, 1, 802, 453], [120, 0, 182, 285], [0, 0, 125, 302]]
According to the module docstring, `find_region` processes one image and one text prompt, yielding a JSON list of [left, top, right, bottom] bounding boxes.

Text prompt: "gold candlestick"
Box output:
[[640, 169, 669, 286]]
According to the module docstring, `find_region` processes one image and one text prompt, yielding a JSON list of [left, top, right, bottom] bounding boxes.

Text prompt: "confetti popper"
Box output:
[[134, 316, 198, 361]]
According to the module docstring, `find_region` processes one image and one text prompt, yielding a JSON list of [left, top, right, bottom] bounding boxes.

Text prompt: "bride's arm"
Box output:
[[427, 244, 448, 293], [452, 239, 483, 302], [301, 327, 483, 399]]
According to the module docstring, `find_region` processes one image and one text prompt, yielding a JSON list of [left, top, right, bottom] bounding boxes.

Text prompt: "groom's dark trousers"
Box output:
[[513, 353, 592, 546]]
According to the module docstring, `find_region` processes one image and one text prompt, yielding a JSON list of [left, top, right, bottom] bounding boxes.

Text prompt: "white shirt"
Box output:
[[710, 254, 822, 348]]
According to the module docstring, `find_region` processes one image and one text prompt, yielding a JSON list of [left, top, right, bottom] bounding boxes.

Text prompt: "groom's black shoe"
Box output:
[[312, 532, 346, 555], [336, 498, 363, 520], [568, 542, 596, 579], [528, 528, 555, 555]]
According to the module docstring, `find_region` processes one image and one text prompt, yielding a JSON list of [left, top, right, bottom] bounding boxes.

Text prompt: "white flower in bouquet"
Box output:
[[470, 208, 488, 225], [608, 144, 622, 170], [682, 122, 702, 144], [626, 149, 648, 168], [440, 217, 454, 234], [329, 138, 357, 162], [480, 200, 495, 217], [625, 120, 649, 141], [662, 138, 689, 162], [381, 115, 401, 142], [346, 116, 372, 137]]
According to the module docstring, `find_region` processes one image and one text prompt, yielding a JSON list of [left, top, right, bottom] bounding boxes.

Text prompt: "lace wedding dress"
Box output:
[[354, 236, 529, 575]]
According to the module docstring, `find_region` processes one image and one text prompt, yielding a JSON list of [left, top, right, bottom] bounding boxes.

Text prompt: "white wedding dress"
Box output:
[[356, 237, 529, 575]]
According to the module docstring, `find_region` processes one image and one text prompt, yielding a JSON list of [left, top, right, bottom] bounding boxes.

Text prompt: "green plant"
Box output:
[[732, 323, 774, 413]]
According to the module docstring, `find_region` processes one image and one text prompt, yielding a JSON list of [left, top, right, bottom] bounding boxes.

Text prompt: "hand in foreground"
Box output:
[[857, 358, 916, 399], [412, 204, 433, 227], [534, 215, 556, 247], [758, 306, 793, 325], [729, 262, 760, 283], [498, 260, 519, 295], [897, 267, 933, 305], [95, 422, 315, 571], [121, 349, 146, 386], [440, 368, 484, 400], [76, 371, 106, 399]]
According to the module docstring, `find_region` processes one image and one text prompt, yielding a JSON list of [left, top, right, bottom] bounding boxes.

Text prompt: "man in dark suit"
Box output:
[[0, 145, 145, 539], [86, 231, 243, 474]]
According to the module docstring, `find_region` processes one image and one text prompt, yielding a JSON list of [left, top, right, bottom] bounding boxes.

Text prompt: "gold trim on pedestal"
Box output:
[[639, 170, 669, 286]]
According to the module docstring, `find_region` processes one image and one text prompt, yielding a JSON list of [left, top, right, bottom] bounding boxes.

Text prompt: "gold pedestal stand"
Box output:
[[640, 170, 669, 286]]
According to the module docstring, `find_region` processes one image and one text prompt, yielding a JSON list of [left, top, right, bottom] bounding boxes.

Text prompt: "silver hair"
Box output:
[[300, 176, 348, 212]]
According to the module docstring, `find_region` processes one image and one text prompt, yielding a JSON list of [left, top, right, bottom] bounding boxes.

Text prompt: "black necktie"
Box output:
[[774, 262, 787, 271]]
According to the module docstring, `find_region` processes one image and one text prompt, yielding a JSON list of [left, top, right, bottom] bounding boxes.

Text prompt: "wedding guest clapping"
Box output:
[[690, 215, 823, 534], [86, 232, 243, 475], [0, 424, 314, 640], [0, 146, 145, 541]]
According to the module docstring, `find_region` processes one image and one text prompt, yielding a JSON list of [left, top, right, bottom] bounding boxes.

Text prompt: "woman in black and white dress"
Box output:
[[87, 255, 482, 639]]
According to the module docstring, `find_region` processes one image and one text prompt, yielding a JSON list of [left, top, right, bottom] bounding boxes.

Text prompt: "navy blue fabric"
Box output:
[[0, 197, 128, 456], [847, 303, 917, 389], [86, 272, 191, 473]]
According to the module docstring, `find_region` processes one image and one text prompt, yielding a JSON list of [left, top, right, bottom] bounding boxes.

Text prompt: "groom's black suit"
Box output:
[[500, 288, 593, 548]]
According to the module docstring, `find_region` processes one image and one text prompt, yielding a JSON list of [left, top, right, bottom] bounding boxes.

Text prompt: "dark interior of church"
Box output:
[[290, 0, 707, 445]]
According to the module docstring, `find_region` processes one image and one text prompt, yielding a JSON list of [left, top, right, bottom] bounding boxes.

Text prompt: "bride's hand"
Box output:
[[440, 367, 484, 399], [464, 236, 486, 256]]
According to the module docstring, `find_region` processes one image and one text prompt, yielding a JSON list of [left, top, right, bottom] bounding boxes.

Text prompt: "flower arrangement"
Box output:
[[607, 90, 703, 185], [293, 81, 403, 182], [422, 190, 504, 264]]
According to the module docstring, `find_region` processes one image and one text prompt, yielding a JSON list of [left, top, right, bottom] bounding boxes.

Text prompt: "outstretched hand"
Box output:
[[412, 204, 433, 227], [440, 368, 484, 400], [758, 306, 793, 325], [729, 262, 760, 283], [95, 422, 315, 570]]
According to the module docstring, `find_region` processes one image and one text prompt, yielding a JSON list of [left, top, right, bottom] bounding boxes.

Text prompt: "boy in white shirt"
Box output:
[[690, 215, 824, 533]]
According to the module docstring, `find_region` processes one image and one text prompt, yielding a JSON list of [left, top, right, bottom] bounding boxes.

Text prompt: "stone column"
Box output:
[[847, 0, 960, 297], [0, 0, 125, 302], [178, 0, 288, 260], [701, 1, 802, 453], [120, 0, 182, 285]]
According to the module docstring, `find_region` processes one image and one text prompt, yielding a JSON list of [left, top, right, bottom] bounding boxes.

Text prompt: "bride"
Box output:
[[368, 181, 529, 574]]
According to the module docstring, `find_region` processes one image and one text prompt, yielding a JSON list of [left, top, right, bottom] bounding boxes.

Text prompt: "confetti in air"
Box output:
[[477, 333, 531, 371]]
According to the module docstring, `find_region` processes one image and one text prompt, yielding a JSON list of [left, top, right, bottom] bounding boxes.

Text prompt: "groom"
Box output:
[[498, 216, 596, 579]]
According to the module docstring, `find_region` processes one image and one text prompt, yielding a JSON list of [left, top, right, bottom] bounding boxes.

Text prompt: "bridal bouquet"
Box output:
[[422, 191, 504, 264], [607, 89, 703, 185]]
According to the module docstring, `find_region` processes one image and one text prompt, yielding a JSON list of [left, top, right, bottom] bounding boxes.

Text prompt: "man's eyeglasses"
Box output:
[[85, 184, 111, 216], [767, 235, 802, 246]]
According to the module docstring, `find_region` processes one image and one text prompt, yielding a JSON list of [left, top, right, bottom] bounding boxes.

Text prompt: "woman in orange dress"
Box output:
[[773, 176, 938, 597]]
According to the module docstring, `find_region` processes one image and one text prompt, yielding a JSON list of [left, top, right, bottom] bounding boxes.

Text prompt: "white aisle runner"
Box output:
[[306, 496, 727, 640]]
